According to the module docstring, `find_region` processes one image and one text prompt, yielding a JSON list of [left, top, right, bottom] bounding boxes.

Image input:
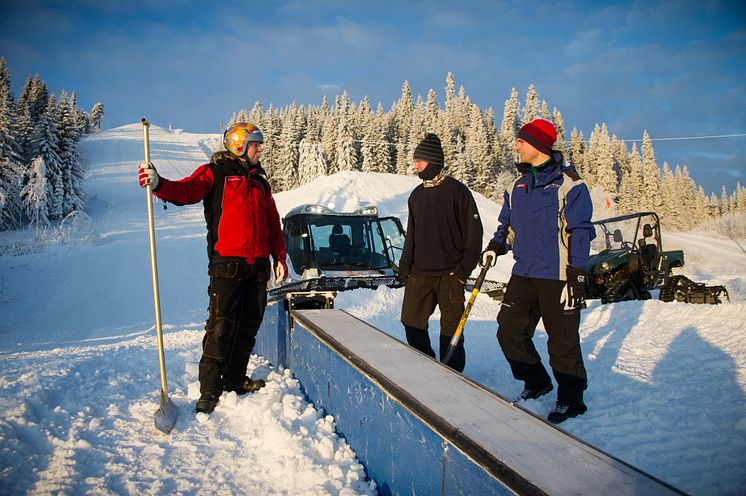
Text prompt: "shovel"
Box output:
[[142, 117, 179, 434], [442, 255, 493, 366]]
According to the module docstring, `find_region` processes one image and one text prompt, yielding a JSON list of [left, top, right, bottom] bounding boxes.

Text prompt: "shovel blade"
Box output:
[[154, 393, 179, 434]]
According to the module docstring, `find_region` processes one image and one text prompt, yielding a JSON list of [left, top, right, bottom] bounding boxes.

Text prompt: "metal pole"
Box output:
[[442, 255, 493, 365], [142, 117, 178, 433]]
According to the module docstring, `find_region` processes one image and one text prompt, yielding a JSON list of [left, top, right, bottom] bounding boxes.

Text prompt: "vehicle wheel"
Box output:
[[602, 278, 631, 303]]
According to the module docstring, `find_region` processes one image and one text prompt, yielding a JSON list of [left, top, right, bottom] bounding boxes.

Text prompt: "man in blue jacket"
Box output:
[[481, 119, 595, 423]]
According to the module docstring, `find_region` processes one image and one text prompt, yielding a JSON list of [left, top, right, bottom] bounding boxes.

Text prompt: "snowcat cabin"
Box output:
[[281, 204, 406, 280]]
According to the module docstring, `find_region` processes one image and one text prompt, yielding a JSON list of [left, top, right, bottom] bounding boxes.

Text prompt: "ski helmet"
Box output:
[[223, 122, 264, 157]]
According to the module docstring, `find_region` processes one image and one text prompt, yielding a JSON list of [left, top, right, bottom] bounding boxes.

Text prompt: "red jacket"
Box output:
[[153, 155, 286, 265]]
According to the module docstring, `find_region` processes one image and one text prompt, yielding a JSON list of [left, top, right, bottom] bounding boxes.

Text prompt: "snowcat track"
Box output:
[[659, 275, 729, 304], [267, 276, 507, 302]]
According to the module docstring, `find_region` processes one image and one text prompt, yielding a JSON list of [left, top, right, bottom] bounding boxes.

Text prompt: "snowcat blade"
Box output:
[[154, 390, 179, 434]]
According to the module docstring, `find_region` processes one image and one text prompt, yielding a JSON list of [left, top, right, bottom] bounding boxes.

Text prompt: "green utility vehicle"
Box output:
[[587, 212, 728, 304]]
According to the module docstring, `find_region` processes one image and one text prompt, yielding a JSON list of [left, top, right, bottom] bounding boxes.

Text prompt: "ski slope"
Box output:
[[1, 124, 745, 495]]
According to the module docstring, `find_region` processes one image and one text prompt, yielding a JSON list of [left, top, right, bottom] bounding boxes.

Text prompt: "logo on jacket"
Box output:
[[517, 184, 527, 189]]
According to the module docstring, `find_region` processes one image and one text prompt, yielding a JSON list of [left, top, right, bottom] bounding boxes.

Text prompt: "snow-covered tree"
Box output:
[[393, 81, 414, 175], [0, 58, 24, 230], [522, 84, 539, 124], [552, 108, 567, 155], [467, 104, 492, 195], [335, 118, 357, 172], [57, 91, 85, 214], [658, 161, 677, 227], [275, 115, 300, 191], [21, 156, 49, 231], [588, 123, 617, 195], [617, 143, 643, 214], [298, 139, 326, 184], [640, 131, 661, 212], [90, 102, 104, 131], [569, 128, 587, 178], [498, 88, 521, 171]]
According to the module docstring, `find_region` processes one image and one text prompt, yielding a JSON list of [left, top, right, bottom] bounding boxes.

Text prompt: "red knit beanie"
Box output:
[[517, 119, 557, 155]]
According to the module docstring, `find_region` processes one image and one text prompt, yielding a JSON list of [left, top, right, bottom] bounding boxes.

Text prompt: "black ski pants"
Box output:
[[497, 274, 587, 404], [400, 273, 466, 372], [199, 258, 269, 395]]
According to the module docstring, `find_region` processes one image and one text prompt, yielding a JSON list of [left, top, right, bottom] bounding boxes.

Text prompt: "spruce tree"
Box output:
[[498, 88, 520, 171], [658, 162, 677, 228], [21, 156, 49, 231], [36, 96, 64, 220], [589, 123, 617, 196], [569, 128, 586, 178], [540, 100, 551, 121], [618, 143, 643, 214], [0, 58, 23, 230], [468, 104, 492, 195], [393, 81, 414, 175], [372, 108, 393, 173], [640, 131, 661, 212], [90, 103, 104, 131], [298, 139, 326, 184], [57, 91, 85, 214], [275, 115, 299, 191], [522, 84, 539, 124], [552, 108, 567, 155], [336, 118, 357, 172], [425, 88, 440, 133], [320, 104, 338, 174]]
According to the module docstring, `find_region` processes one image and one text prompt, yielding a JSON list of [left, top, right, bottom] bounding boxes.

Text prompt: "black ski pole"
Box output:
[[442, 255, 493, 365]]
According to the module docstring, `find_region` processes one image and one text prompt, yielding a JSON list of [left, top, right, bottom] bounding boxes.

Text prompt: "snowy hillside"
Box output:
[[1, 124, 745, 495]]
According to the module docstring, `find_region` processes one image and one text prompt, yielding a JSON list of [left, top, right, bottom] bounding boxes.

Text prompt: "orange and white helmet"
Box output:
[[223, 122, 264, 157]]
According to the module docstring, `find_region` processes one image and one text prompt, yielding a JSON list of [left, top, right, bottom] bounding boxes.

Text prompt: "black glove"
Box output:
[[479, 240, 506, 267], [561, 265, 587, 310], [396, 266, 409, 284]]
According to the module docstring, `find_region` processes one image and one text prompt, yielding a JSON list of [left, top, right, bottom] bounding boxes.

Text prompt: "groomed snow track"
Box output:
[[255, 301, 686, 495]]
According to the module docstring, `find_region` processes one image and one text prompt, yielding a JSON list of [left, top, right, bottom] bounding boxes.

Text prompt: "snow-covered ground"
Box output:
[[1, 124, 744, 495]]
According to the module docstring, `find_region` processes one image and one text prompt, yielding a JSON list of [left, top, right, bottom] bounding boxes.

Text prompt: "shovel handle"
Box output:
[[142, 118, 169, 396], [442, 255, 493, 364]]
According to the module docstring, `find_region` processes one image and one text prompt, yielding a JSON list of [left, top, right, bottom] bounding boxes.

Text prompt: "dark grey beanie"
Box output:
[[413, 133, 444, 180]]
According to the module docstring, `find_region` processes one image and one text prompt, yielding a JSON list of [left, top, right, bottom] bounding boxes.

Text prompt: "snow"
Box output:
[[1, 123, 745, 495]]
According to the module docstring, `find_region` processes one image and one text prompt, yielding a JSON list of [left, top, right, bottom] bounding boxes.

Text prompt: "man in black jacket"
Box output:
[[398, 133, 483, 372]]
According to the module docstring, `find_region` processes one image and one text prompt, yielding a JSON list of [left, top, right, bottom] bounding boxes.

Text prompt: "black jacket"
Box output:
[[399, 176, 483, 281]]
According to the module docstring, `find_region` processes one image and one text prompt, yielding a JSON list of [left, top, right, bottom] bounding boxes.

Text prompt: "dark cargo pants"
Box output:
[[199, 258, 269, 395], [401, 273, 466, 372], [497, 274, 587, 404]]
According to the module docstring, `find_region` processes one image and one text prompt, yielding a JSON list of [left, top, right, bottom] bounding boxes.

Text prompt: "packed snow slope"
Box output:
[[1, 123, 745, 495]]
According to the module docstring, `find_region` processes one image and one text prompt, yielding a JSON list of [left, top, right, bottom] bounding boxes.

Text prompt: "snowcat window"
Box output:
[[379, 217, 405, 267], [306, 215, 390, 270], [284, 219, 307, 274]]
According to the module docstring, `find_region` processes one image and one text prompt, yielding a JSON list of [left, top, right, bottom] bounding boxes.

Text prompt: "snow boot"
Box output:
[[547, 401, 587, 424], [195, 392, 220, 414], [516, 383, 554, 402], [224, 376, 266, 396]]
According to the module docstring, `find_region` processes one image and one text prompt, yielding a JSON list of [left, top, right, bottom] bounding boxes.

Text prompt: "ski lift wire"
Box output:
[[619, 133, 746, 143]]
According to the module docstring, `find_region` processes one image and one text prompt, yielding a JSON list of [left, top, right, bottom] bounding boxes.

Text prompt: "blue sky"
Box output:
[[1, 0, 744, 195]]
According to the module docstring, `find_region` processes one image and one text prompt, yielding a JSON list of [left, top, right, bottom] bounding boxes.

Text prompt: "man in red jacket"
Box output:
[[138, 122, 287, 414]]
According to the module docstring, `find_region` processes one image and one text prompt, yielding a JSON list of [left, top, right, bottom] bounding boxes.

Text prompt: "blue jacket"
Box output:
[[489, 152, 595, 281]]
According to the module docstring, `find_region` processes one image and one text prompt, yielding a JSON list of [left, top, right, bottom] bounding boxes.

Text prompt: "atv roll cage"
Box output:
[[588, 211, 727, 304]]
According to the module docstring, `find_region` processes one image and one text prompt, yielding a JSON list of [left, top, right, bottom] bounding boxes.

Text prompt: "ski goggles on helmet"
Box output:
[[223, 122, 264, 157]]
